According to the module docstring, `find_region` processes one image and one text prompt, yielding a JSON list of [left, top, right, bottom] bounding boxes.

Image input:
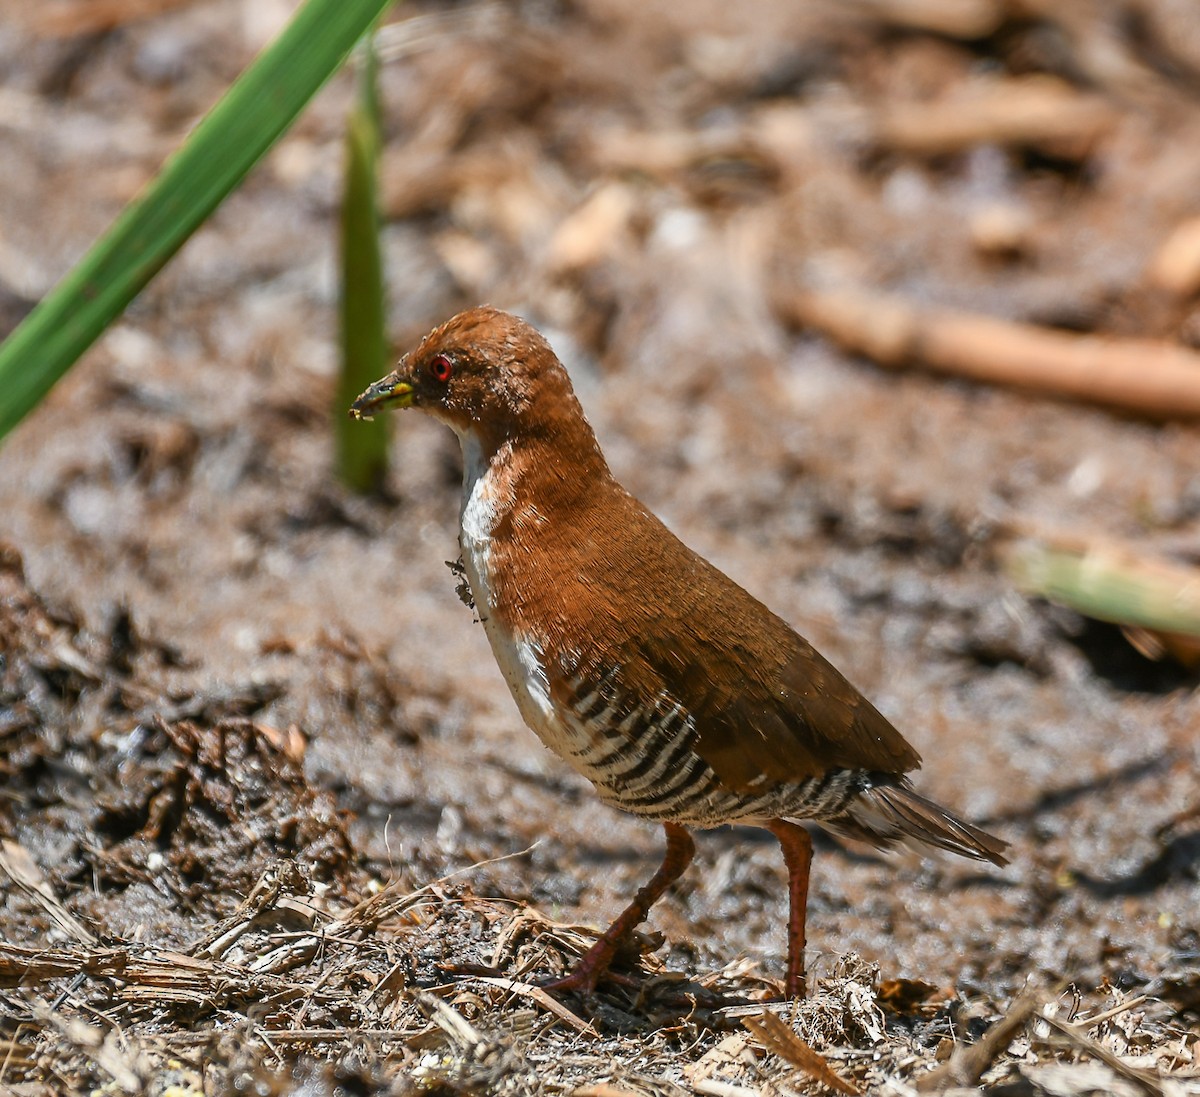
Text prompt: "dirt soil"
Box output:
[[2, 0, 1200, 1093]]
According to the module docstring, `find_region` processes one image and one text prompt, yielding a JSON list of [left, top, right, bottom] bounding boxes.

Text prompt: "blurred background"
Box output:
[[2, 0, 1200, 1086]]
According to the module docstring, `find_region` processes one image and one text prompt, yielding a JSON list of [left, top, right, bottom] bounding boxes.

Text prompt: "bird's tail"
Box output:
[[831, 778, 1009, 866]]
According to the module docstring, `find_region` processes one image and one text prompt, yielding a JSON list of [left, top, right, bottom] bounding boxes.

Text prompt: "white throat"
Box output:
[[455, 431, 556, 731], [458, 433, 512, 583]]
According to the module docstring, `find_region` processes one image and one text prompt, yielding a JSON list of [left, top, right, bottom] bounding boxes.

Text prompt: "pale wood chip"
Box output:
[[0, 841, 97, 945], [473, 976, 597, 1036], [743, 1011, 860, 1095]]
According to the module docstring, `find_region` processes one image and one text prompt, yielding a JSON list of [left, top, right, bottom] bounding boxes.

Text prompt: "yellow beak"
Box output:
[[349, 374, 414, 421]]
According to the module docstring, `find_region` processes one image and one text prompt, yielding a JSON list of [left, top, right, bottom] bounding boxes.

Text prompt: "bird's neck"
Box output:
[[456, 414, 611, 529], [455, 418, 614, 645]]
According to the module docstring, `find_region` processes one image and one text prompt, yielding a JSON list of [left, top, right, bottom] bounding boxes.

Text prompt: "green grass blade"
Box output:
[[0, 0, 395, 443], [1009, 543, 1200, 638], [336, 31, 390, 494]]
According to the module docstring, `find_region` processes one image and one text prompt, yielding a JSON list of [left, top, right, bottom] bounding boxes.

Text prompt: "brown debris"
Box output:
[[877, 977, 940, 1014], [916, 987, 1046, 1091], [1039, 1008, 1168, 1096], [88, 715, 354, 901], [0, 840, 97, 945], [870, 76, 1117, 159], [18, 0, 202, 38], [2, 846, 1198, 1094], [743, 1010, 861, 1094]]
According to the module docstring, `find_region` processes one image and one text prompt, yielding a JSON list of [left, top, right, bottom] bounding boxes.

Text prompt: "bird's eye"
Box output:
[[429, 354, 453, 383]]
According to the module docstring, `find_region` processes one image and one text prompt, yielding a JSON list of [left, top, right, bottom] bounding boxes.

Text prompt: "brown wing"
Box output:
[[505, 475, 923, 794], [579, 498, 922, 791], [625, 601, 922, 793]]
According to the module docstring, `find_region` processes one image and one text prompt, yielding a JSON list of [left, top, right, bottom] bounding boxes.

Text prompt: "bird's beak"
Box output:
[[349, 372, 414, 421]]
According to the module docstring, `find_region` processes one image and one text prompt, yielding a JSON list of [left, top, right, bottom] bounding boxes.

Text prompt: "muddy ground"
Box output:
[[2, 0, 1200, 1093]]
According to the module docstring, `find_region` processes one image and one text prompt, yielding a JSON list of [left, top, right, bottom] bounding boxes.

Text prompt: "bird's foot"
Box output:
[[537, 970, 598, 998], [538, 961, 642, 999]]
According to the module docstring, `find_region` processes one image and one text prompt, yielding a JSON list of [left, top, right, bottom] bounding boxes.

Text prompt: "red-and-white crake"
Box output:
[[351, 306, 1008, 999]]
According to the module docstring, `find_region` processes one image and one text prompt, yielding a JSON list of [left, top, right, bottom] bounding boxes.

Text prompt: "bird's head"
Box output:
[[350, 306, 582, 447]]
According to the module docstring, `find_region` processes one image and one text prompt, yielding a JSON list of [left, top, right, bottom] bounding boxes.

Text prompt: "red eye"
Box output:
[[429, 354, 453, 383]]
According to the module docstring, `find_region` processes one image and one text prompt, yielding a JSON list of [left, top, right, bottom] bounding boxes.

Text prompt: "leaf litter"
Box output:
[[1, 549, 1197, 1093]]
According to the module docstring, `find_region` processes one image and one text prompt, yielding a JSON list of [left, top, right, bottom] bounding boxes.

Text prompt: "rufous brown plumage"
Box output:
[[352, 306, 1007, 998]]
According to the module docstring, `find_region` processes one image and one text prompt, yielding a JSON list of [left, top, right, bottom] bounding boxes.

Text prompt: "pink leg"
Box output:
[[543, 822, 696, 997], [765, 819, 813, 999]]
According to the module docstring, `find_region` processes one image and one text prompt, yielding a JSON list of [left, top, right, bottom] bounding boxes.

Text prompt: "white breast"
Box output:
[[458, 435, 557, 734], [457, 434, 624, 779]]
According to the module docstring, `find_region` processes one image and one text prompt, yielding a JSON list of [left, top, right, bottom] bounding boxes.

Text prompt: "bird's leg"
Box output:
[[542, 822, 696, 997], [765, 819, 813, 999]]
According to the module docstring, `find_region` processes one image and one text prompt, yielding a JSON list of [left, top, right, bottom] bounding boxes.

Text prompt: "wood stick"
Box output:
[[1040, 1011, 1165, 1096], [871, 76, 1115, 157], [743, 1011, 861, 1095], [777, 285, 1200, 419], [916, 989, 1044, 1091], [847, 0, 1005, 39]]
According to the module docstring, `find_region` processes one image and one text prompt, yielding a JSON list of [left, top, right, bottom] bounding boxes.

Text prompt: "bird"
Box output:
[[350, 306, 1008, 999]]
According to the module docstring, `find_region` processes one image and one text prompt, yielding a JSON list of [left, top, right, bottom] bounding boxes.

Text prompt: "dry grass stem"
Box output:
[[778, 286, 1200, 418]]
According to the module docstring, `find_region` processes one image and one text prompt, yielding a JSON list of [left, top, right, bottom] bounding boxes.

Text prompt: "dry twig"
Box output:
[[1040, 1009, 1166, 1096], [744, 1010, 860, 1094], [778, 285, 1200, 418], [871, 76, 1116, 157], [844, 0, 1005, 38], [0, 841, 97, 946], [473, 976, 595, 1035], [916, 988, 1045, 1091]]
